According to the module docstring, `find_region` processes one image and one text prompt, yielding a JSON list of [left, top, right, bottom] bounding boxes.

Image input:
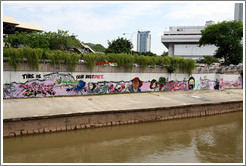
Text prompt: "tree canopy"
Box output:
[[4, 30, 82, 51], [105, 37, 133, 54], [161, 51, 169, 57], [132, 51, 158, 56], [199, 20, 243, 65]]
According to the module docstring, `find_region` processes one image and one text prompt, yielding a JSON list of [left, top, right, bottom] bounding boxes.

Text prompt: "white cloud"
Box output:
[[165, 2, 234, 25], [3, 1, 237, 55], [116, 3, 162, 19], [4, 2, 163, 33]]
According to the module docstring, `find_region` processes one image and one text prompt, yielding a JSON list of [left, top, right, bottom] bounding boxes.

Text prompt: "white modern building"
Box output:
[[234, 3, 243, 22], [161, 21, 217, 60], [137, 31, 151, 53]]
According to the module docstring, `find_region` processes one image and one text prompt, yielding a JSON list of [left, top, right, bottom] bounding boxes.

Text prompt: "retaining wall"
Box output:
[[3, 101, 243, 138], [3, 61, 243, 74], [3, 62, 243, 99]]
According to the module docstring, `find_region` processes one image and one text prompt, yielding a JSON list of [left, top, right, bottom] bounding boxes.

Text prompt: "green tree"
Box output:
[[4, 30, 82, 51], [196, 56, 220, 65], [105, 37, 133, 54], [132, 51, 157, 56], [84, 43, 106, 52], [199, 20, 243, 65], [161, 51, 168, 56], [47, 30, 81, 51]]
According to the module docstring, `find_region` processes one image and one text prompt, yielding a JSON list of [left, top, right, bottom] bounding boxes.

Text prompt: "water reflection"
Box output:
[[3, 112, 243, 163]]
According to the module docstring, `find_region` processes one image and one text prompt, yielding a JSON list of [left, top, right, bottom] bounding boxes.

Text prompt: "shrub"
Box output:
[[82, 53, 195, 74], [20, 47, 43, 71], [3, 47, 196, 75], [3, 47, 23, 71], [138, 55, 150, 71], [186, 59, 195, 75], [83, 53, 98, 71], [123, 54, 134, 71], [114, 53, 125, 69], [165, 65, 176, 74], [45, 49, 81, 72], [65, 52, 81, 72], [4, 47, 43, 71], [45, 50, 66, 65]]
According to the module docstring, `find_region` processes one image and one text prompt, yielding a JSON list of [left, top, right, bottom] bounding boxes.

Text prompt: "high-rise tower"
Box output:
[[234, 3, 243, 22], [137, 31, 151, 53]]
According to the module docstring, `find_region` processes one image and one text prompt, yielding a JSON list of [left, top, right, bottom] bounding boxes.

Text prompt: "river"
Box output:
[[3, 111, 243, 163]]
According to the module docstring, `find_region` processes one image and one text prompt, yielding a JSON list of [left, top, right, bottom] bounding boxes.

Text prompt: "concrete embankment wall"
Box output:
[[3, 101, 243, 138]]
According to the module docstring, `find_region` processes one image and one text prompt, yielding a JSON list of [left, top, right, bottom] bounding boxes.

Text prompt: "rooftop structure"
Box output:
[[3, 16, 44, 34], [161, 21, 217, 60], [76, 43, 95, 54]]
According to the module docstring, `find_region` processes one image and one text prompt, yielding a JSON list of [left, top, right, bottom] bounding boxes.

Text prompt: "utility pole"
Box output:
[[123, 31, 138, 55]]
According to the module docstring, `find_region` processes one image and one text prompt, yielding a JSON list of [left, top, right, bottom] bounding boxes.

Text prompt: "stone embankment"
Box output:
[[3, 89, 243, 138]]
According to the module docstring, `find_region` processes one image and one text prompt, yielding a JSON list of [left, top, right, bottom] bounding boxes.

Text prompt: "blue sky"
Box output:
[[2, 1, 239, 55]]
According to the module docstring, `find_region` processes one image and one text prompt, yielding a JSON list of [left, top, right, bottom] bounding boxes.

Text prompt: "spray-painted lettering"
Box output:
[[3, 73, 242, 99]]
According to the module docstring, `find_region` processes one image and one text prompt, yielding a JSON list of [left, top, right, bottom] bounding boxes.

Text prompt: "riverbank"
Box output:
[[3, 89, 243, 137]]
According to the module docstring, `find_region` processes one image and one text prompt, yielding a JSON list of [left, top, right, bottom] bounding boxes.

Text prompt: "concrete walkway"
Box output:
[[3, 89, 243, 120]]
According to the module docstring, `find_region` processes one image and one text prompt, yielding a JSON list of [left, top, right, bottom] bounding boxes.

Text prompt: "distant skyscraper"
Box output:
[[234, 3, 243, 22], [137, 31, 151, 53]]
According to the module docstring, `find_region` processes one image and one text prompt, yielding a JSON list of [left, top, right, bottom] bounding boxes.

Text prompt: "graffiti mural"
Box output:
[[219, 78, 242, 90], [150, 79, 158, 91], [66, 80, 87, 94], [158, 80, 188, 91], [3, 72, 243, 99], [129, 77, 143, 92], [188, 77, 195, 90]]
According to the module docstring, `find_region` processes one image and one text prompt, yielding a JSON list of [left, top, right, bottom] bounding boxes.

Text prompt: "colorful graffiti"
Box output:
[[219, 78, 242, 90], [3, 72, 243, 99], [188, 77, 195, 90]]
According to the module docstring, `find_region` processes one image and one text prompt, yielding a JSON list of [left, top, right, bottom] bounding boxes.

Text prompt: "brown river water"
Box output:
[[3, 111, 243, 163]]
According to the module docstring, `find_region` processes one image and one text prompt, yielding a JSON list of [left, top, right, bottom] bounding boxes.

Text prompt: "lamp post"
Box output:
[[123, 31, 138, 55]]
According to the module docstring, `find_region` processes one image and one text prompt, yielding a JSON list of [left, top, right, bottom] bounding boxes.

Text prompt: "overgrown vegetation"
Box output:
[[3, 47, 43, 71], [196, 56, 220, 65], [4, 30, 195, 74], [4, 47, 195, 74], [65, 52, 82, 72], [4, 47, 81, 72], [3, 47, 23, 71], [83, 52, 195, 74], [132, 51, 158, 57], [4, 30, 83, 72]]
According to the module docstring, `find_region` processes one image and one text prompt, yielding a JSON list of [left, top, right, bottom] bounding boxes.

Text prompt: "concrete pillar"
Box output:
[[169, 43, 174, 57]]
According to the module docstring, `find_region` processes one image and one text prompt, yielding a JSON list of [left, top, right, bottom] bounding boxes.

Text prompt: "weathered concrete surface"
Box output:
[[3, 61, 243, 74], [3, 89, 243, 120], [3, 89, 243, 137]]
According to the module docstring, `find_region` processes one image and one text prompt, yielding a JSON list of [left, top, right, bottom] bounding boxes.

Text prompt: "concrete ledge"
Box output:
[[3, 61, 243, 74], [3, 100, 243, 138]]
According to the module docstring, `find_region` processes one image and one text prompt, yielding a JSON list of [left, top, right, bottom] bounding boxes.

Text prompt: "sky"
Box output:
[[2, 1, 239, 55]]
